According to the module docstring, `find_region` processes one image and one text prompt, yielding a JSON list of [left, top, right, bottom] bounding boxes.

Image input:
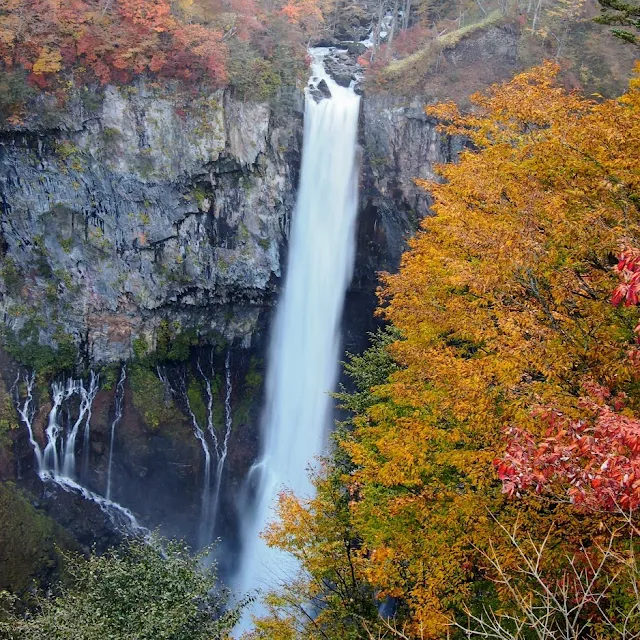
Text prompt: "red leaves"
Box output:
[[117, 0, 172, 32], [496, 385, 640, 511], [498, 247, 640, 511], [611, 247, 640, 366], [612, 248, 640, 307], [1, 0, 229, 88]]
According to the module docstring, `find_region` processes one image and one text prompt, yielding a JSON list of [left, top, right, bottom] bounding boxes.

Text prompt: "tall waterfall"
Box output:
[[235, 48, 361, 623]]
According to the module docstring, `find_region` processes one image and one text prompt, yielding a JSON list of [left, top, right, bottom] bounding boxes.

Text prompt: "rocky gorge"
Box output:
[[0, 23, 527, 593]]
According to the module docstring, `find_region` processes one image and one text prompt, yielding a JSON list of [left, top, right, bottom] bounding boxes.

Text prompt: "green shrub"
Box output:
[[129, 365, 182, 430], [0, 70, 35, 124], [0, 259, 23, 296], [0, 483, 74, 599], [2, 329, 76, 378], [1, 536, 244, 639]]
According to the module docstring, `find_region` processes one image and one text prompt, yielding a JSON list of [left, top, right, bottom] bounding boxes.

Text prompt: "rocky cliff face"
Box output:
[[0, 82, 302, 364], [0, 50, 472, 565]]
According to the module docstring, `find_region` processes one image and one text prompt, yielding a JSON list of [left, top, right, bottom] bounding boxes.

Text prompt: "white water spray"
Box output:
[[106, 365, 127, 501], [14, 370, 145, 536], [235, 48, 361, 622]]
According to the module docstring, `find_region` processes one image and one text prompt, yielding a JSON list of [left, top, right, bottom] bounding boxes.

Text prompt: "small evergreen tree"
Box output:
[[595, 0, 640, 44]]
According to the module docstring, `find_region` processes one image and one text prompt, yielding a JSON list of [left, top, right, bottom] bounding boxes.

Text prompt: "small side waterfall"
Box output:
[[211, 349, 233, 530], [235, 48, 361, 623], [63, 371, 99, 479], [15, 372, 42, 470], [181, 349, 233, 548], [182, 366, 214, 547], [106, 365, 127, 501], [14, 370, 146, 536]]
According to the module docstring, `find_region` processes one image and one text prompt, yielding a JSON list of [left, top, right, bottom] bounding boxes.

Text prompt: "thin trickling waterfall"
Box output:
[[186, 350, 233, 547], [106, 365, 127, 501], [63, 371, 99, 478], [181, 369, 213, 547], [42, 374, 99, 477], [211, 349, 233, 530], [14, 372, 42, 470], [235, 47, 361, 622], [14, 370, 145, 536]]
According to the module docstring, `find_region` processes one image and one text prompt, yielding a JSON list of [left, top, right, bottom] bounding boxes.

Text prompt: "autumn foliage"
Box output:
[[497, 384, 640, 510], [258, 63, 640, 638], [0, 0, 227, 86], [0, 0, 320, 119]]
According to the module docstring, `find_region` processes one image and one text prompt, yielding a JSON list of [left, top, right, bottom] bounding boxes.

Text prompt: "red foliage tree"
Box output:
[[497, 248, 640, 512], [496, 384, 640, 511], [0, 0, 229, 88]]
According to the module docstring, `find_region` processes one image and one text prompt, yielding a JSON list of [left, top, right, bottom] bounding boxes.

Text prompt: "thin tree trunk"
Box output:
[[475, 0, 488, 16], [402, 0, 411, 30], [386, 0, 399, 59], [371, 0, 386, 62], [531, 0, 543, 32]]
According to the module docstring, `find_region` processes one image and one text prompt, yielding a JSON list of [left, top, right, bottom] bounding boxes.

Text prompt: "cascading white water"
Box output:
[[106, 365, 127, 501], [210, 349, 233, 530], [235, 47, 361, 624], [14, 369, 145, 536]]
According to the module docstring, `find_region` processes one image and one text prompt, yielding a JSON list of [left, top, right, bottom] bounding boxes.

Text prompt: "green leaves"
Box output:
[[2, 536, 243, 640]]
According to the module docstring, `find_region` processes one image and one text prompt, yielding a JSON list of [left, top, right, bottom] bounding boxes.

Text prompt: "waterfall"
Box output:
[[235, 48, 361, 623], [14, 369, 145, 536], [14, 372, 41, 470], [106, 365, 127, 501], [63, 371, 99, 478], [181, 368, 213, 548], [210, 349, 233, 530], [187, 349, 233, 547]]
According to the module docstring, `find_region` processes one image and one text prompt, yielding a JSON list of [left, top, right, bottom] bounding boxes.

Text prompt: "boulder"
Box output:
[[309, 79, 332, 102], [317, 79, 332, 98], [333, 72, 354, 88], [347, 42, 367, 56]]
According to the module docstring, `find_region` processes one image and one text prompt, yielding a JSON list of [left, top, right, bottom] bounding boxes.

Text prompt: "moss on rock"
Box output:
[[0, 482, 76, 597]]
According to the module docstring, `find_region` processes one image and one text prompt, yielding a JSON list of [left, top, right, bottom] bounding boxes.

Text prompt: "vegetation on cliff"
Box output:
[[0, 0, 318, 123], [358, 0, 638, 98], [252, 62, 640, 638], [0, 483, 76, 600]]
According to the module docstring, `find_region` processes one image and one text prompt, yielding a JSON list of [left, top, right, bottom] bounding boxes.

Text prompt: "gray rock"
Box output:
[[347, 42, 367, 56], [309, 79, 332, 102], [332, 72, 354, 88], [0, 79, 304, 363]]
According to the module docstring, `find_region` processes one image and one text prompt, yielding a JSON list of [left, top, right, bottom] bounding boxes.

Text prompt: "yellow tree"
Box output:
[[262, 62, 640, 638]]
